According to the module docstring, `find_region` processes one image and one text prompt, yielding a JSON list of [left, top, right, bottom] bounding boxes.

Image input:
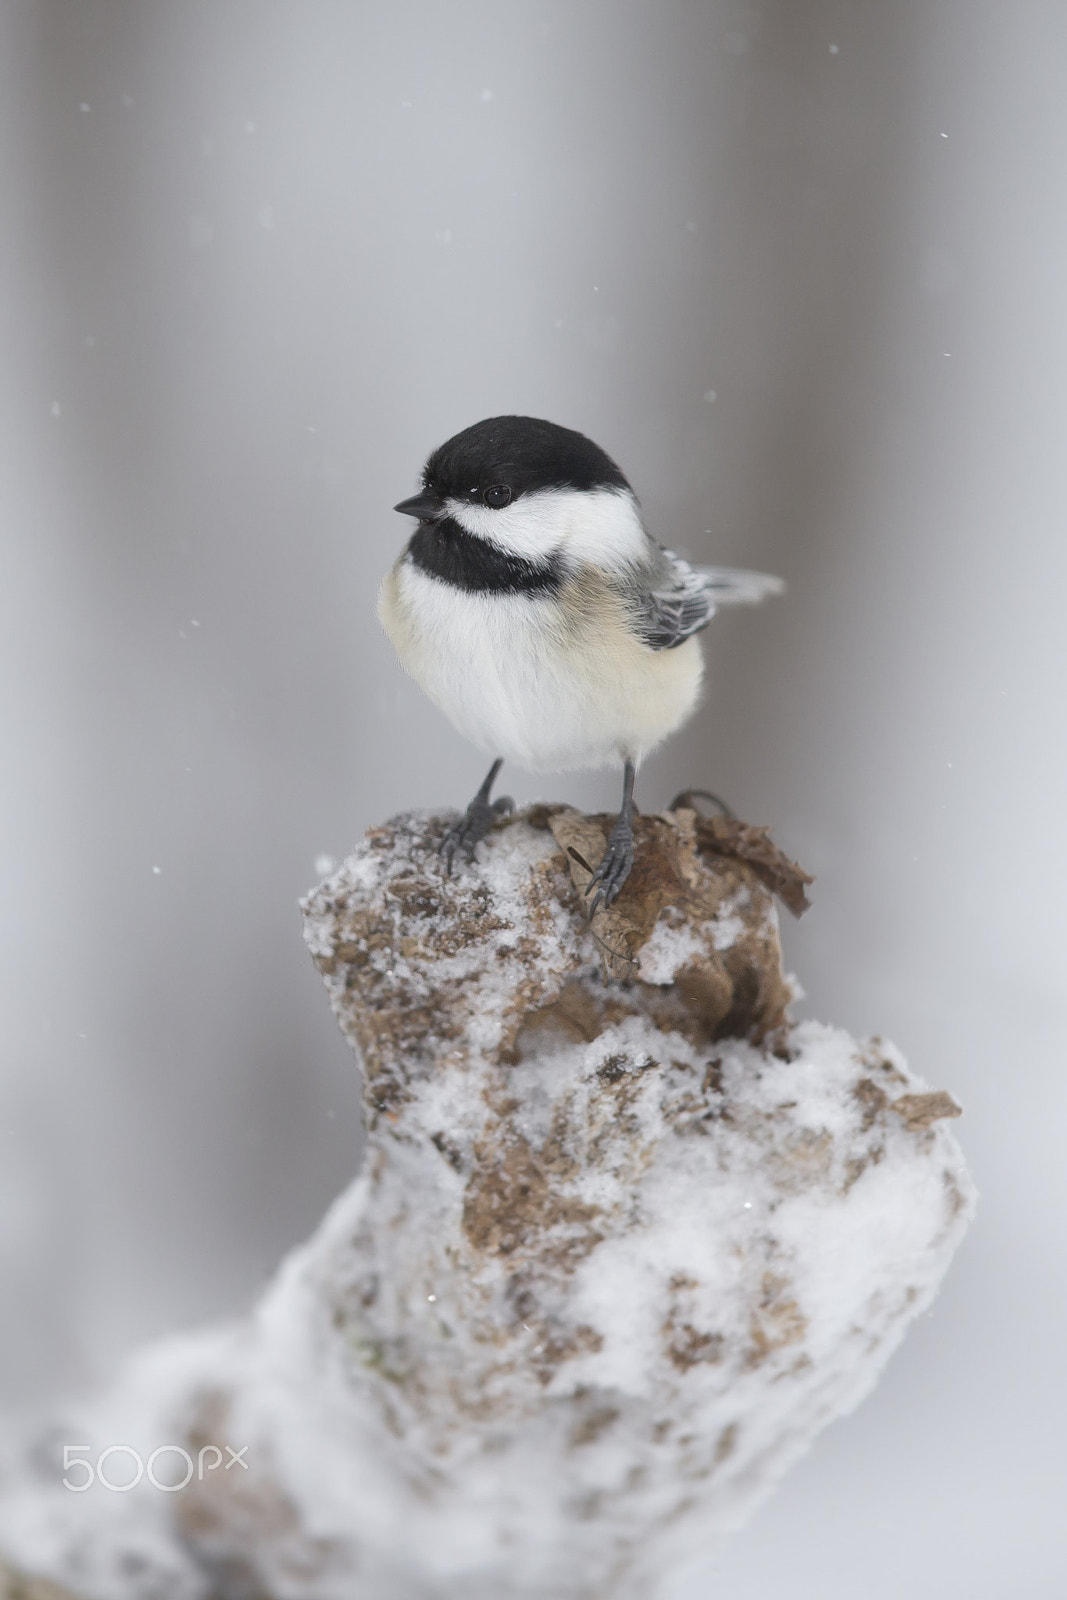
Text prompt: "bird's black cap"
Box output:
[[421, 415, 631, 501]]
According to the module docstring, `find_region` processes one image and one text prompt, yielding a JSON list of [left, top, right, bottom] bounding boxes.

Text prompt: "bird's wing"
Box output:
[[626, 549, 785, 651]]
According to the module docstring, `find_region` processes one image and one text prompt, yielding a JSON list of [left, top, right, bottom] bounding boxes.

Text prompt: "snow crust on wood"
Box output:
[[0, 807, 973, 1600]]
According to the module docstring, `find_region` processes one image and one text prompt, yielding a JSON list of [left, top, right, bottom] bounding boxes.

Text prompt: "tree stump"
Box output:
[[0, 806, 973, 1600]]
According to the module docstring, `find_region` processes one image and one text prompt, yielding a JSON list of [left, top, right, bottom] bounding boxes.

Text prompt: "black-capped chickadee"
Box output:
[[379, 415, 782, 912]]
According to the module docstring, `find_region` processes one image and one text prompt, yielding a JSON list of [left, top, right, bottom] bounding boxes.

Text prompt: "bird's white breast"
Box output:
[[378, 559, 703, 773]]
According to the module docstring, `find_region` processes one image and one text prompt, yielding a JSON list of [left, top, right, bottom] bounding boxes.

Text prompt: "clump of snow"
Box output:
[[636, 916, 707, 982], [709, 888, 749, 951], [0, 809, 974, 1600]]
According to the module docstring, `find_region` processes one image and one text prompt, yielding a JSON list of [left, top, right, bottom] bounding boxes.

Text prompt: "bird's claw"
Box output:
[[440, 794, 514, 876], [668, 787, 735, 820], [586, 819, 635, 917]]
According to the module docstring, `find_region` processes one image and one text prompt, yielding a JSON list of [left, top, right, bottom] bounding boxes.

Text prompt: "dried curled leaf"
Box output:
[[547, 808, 793, 1041], [687, 813, 814, 918], [891, 1091, 963, 1131]]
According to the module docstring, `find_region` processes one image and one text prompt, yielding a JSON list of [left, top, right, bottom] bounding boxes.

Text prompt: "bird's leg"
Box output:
[[587, 758, 637, 916], [440, 757, 514, 875]]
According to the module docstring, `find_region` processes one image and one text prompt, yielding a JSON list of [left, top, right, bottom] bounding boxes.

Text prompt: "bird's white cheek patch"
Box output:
[[447, 488, 647, 571]]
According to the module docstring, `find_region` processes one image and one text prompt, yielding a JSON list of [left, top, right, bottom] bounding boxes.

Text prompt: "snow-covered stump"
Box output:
[[0, 806, 974, 1600]]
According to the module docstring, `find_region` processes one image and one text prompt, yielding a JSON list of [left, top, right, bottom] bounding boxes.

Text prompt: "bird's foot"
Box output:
[[587, 812, 635, 916], [440, 793, 514, 876]]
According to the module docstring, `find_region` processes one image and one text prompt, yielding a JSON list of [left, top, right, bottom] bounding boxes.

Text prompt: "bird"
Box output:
[[378, 415, 782, 914]]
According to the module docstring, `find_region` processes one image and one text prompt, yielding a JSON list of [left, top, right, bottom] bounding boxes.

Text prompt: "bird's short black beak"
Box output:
[[394, 491, 446, 522]]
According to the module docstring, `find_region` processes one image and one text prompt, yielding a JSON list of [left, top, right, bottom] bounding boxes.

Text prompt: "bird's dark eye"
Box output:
[[483, 484, 513, 509]]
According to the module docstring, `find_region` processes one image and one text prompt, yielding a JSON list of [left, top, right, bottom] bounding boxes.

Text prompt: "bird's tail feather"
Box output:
[[699, 566, 785, 605]]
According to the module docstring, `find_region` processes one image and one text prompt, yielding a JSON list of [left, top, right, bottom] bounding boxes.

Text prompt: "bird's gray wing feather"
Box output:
[[623, 547, 785, 651]]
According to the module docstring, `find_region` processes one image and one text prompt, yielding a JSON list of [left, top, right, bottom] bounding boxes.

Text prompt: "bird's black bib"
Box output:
[[407, 518, 562, 595]]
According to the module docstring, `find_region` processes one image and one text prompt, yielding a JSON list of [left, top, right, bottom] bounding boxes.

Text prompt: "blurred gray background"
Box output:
[[1, 0, 1065, 1594]]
